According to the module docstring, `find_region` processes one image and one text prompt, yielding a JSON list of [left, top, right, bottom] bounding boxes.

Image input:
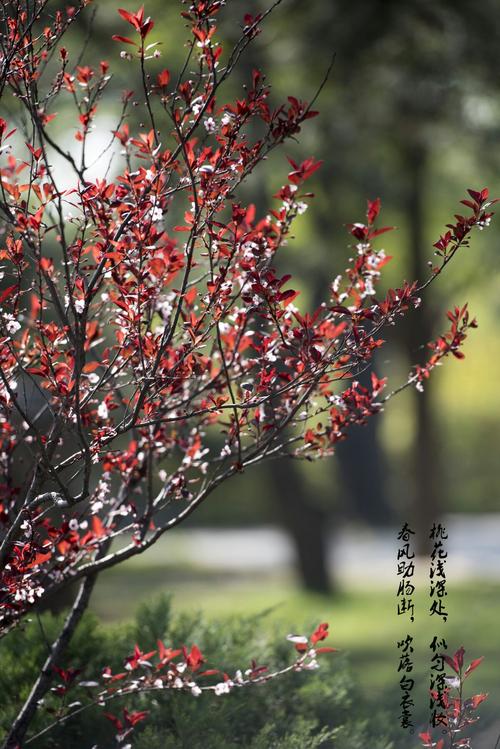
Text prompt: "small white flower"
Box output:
[[363, 277, 375, 297], [197, 164, 214, 174], [303, 659, 320, 670], [477, 217, 491, 230], [68, 518, 79, 531], [191, 685, 202, 697], [74, 298, 85, 314], [5, 318, 21, 335], [296, 201, 308, 215], [214, 681, 231, 696], [204, 117, 217, 133], [189, 95, 204, 115], [97, 401, 108, 420], [150, 205, 163, 222]]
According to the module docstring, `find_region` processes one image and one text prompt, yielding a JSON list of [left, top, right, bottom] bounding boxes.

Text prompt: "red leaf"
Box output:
[[157, 69, 170, 87], [367, 197, 381, 224], [39, 257, 54, 274], [92, 515, 106, 538], [0, 284, 17, 304], [124, 708, 149, 727], [112, 34, 137, 45], [118, 8, 140, 28], [311, 622, 329, 644], [469, 692, 488, 709], [104, 712, 123, 731], [455, 647, 465, 670], [184, 644, 205, 671], [464, 656, 484, 678], [370, 226, 395, 238], [315, 646, 338, 654], [443, 654, 459, 674]]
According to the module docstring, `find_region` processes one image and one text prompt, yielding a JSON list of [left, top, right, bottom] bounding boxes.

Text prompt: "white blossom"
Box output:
[[97, 401, 109, 420], [5, 317, 20, 335], [204, 117, 217, 133], [214, 681, 231, 695]]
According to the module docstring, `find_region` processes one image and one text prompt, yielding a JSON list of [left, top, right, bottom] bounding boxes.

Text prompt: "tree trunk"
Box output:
[[335, 367, 393, 527], [404, 141, 441, 554], [271, 457, 332, 594], [3, 573, 98, 749]]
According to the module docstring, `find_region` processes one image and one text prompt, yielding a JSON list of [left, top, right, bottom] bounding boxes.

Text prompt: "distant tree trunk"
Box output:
[[404, 141, 441, 554], [335, 392, 393, 526], [271, 457, 332, 594]]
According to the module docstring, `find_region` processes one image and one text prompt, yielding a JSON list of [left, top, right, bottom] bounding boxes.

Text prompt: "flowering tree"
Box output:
[[0, 1, 495, 746]]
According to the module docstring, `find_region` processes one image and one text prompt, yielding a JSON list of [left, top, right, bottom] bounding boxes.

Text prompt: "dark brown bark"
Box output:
[[404, 141, 442, 554], [335, 412, 393, 527], [270, 457, 332, 594]]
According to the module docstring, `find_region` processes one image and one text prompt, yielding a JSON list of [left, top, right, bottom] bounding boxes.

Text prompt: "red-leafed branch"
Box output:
[[419, 646, 487, 749]]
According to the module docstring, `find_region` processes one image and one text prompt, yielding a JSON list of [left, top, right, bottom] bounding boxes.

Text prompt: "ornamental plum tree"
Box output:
[[0, 1, 495, 746]]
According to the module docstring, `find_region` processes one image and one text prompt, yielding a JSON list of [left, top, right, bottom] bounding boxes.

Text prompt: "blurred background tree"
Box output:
[[43, 0, 500, 592]]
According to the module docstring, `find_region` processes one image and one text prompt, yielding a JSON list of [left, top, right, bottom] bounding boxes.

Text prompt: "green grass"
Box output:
[[91, 565, 500, 730]]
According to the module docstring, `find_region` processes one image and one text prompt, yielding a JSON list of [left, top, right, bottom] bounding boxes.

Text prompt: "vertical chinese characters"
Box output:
[[396, 523, 416, 730], [397, 522, 416, 622], [429, 523, 448, 623]]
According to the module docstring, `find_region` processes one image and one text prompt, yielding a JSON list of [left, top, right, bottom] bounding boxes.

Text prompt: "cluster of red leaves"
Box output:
[[413, 305, 477, 392], [419, 647, 487, 749]]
